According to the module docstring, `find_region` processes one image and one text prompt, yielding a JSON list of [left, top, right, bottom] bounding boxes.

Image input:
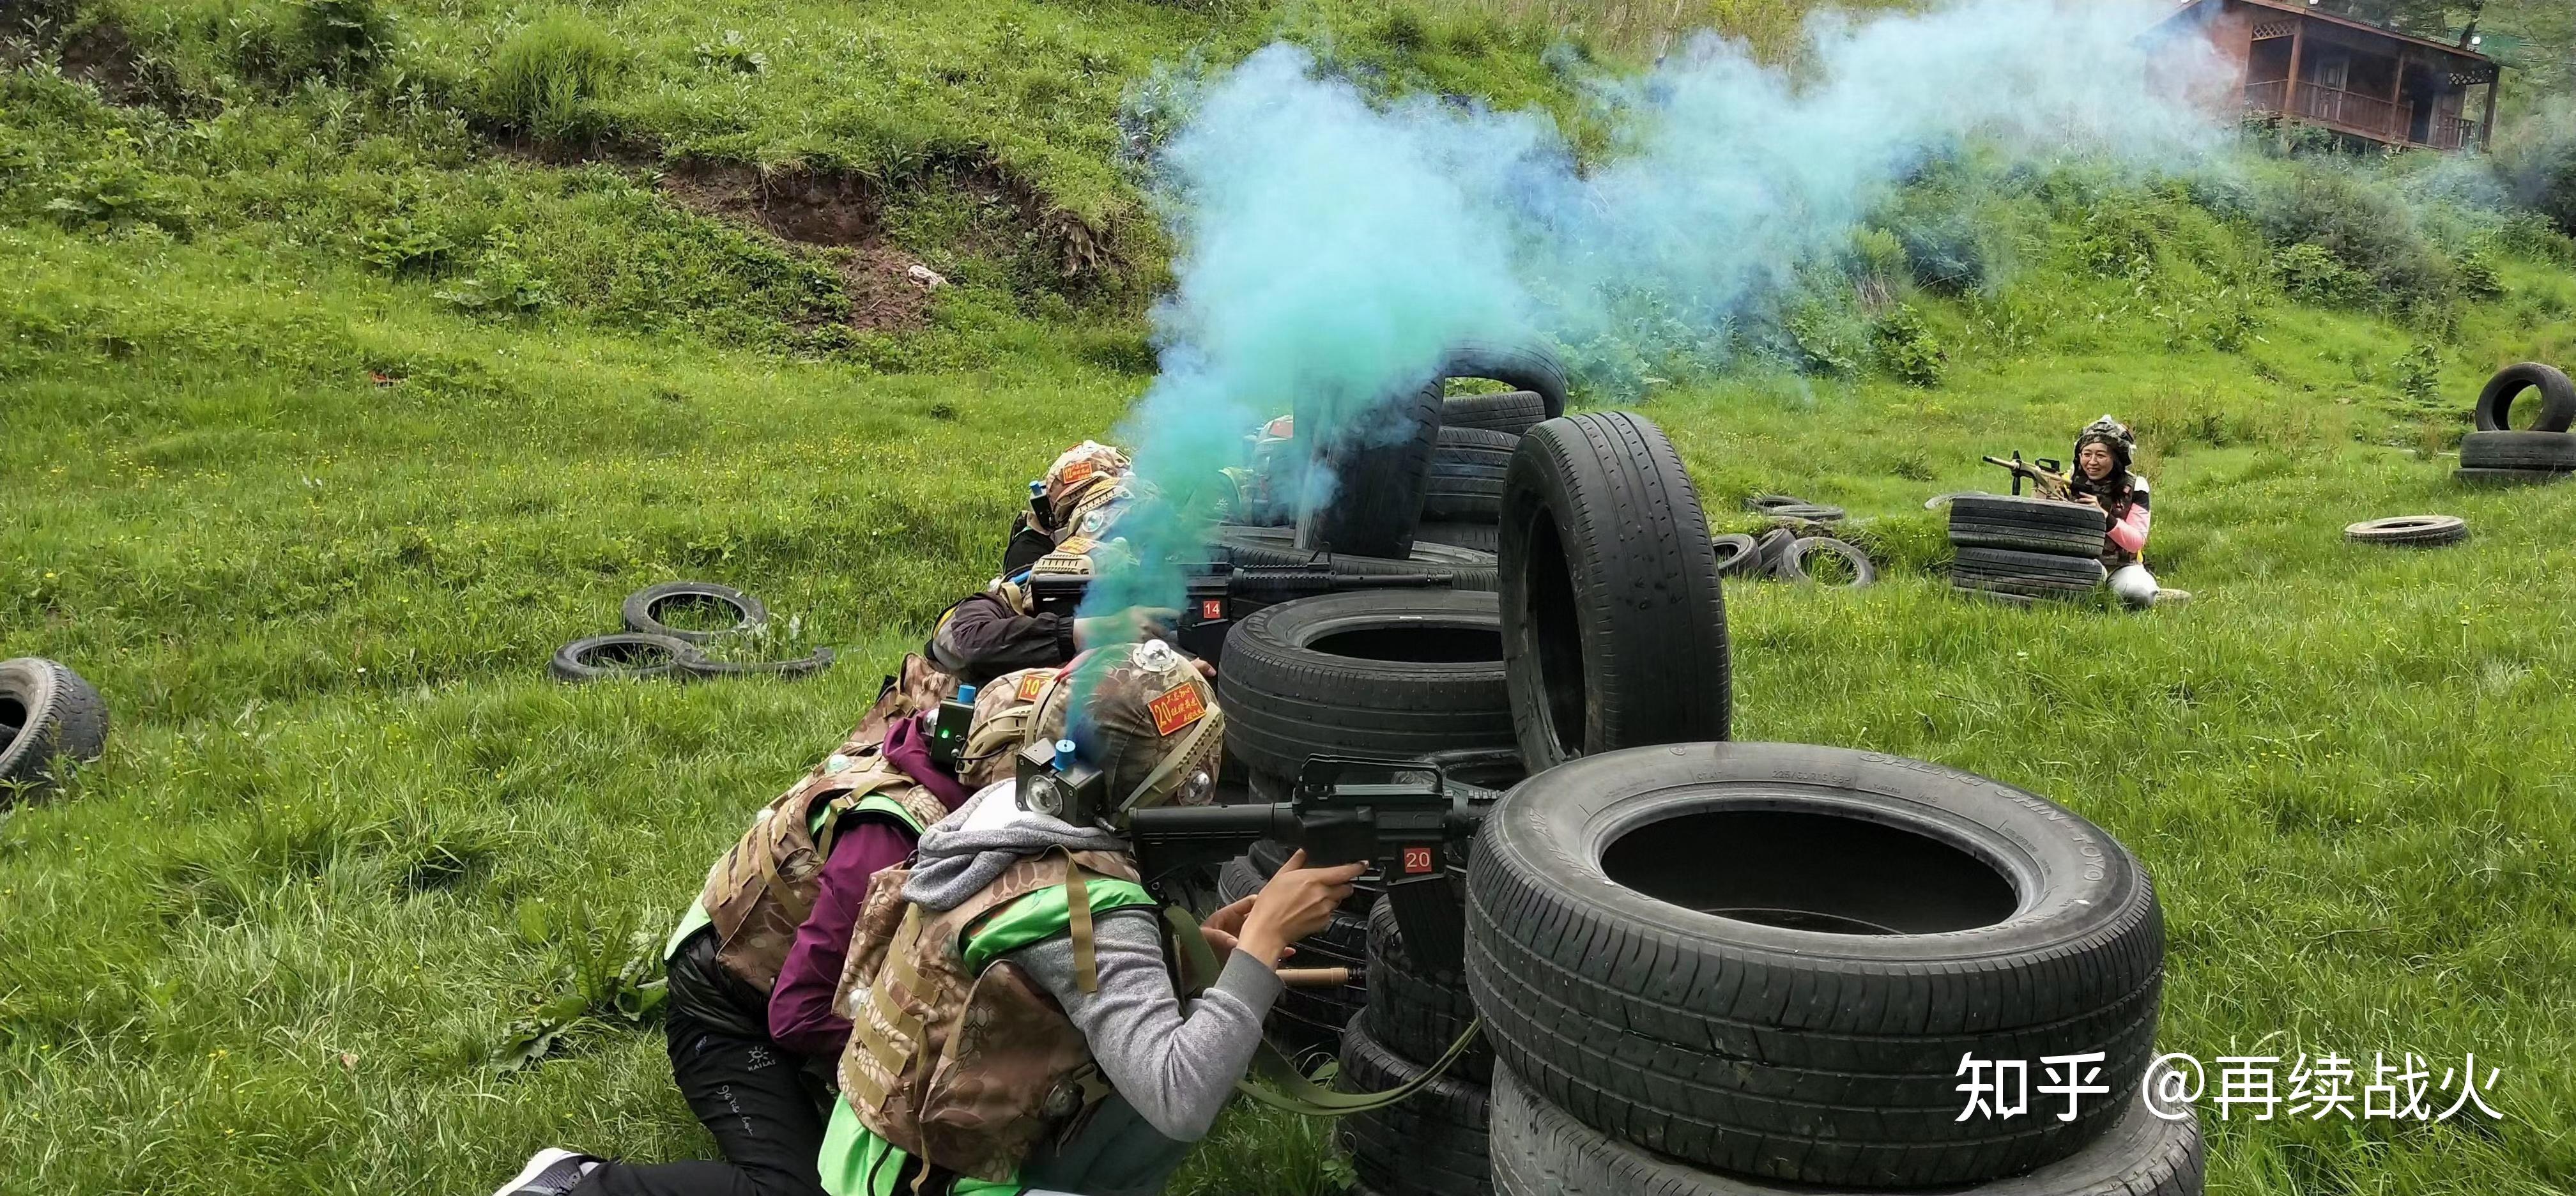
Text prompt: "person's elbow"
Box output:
[[1131, 1092, 1226, 1144]]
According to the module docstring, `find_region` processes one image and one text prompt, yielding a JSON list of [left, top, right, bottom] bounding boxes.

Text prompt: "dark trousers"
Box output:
[[571, 988, 831, 1196]]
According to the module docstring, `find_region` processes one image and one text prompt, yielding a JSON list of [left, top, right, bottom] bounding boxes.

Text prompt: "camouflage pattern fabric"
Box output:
[[960, 668, 1055, 789], [1026, 642, 1225, 815], [700, 748, 950, 992], [834, 850, 1140, 1183], [849, 653, 960, 753]]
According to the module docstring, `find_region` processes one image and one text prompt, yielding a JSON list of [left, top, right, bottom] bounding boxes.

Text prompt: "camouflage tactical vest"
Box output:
[[832, 849, 1144, 1184], [699, 749, 953, 993]]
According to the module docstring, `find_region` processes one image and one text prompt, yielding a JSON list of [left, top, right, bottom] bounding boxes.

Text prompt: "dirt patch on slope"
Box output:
[[0, 3, 188, 109]]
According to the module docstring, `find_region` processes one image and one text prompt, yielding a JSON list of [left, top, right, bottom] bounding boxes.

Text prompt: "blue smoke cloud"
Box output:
[[1073, 0, 2227, 657]]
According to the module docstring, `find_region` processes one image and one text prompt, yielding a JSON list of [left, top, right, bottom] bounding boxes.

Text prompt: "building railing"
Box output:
[[2242, 80, 2474, 150]]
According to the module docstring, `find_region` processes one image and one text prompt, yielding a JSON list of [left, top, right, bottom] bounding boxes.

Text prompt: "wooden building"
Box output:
[[2159, 0, 2503, 151]]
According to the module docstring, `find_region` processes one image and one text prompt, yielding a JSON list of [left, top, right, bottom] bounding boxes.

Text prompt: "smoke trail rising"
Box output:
[[1071, 0, 2230, 698]]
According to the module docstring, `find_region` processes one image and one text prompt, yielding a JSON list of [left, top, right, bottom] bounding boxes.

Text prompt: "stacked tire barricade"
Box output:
[[1945, 494, 2111, 605], [2458, 362, 2576, 486], [1204, 344, 2200, 1196]]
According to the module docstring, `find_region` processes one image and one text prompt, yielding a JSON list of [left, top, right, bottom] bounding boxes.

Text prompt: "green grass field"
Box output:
[[6, 0, 2576, 1193]]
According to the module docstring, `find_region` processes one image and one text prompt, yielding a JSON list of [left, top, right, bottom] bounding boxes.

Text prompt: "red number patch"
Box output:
[[1402, 846, 1434, 875]]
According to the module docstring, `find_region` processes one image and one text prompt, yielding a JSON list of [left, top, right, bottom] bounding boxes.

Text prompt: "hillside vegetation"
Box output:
[[4, 1, 2576, 1195]]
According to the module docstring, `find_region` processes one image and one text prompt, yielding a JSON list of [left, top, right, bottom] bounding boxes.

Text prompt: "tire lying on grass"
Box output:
[[2457, 429, 2576, 472], [1466, 742, 2165, 1188], [2344, 515, 2467, 546], [2472, 362, 2576, 433], [1217, 590, 1515, 782], [1337, 1016, 1492, 1196], [1752, 528, 1795, 577], [1710, 533, 1761, 578], [1489, 1064, 2204, 1196], [1500, 413, 1730, 770], [622, 581, 769, 643], [0, 657, 110, 800], [1424, 426, 1520, 521], [1952, 546, 2109, 599], [551, 633, 705, 683], [1779, 537, 1876, 586], [1442, 390, 1549, 437]]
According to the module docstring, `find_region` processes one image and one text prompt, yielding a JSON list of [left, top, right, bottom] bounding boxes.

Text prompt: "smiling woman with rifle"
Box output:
[[2069, 415, 2188, 610]]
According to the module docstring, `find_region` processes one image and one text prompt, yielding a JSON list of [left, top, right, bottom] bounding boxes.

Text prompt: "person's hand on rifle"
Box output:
[[1197, 893, 1287, 963], [1075, 606, 1179, 650], [1234, 850, 1367, 970], [2073, 493, 2101, 508]]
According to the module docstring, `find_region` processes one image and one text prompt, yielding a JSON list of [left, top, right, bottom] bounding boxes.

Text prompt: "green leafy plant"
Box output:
[[1871, 303, 1945, 387], [2274, 242, 2370, 306], [693, 29, 767, 74], [354, 215, 455, 275], [495, 902, 668, 1072], [291, 0, 390, 81], [436, 227, 558, 315], [481, 15, 627, 143]]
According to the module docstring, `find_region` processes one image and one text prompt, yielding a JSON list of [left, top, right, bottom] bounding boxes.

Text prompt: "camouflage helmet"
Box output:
[[2075, 415, 2135, 474], [1043, 441, 1130, 533], [958, 668, 1052, 788], [1026, 641, 1224, 819]]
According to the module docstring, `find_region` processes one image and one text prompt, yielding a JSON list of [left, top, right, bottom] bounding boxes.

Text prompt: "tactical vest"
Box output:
[[699, 750, 953, 993], [833, 849, 1147, 1184]]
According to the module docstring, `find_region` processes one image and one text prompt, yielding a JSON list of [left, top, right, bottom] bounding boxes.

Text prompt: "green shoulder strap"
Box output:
[[1160, 905, 1482, 1118]]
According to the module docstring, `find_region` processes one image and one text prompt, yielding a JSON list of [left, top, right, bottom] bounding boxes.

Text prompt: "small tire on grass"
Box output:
[[679, 647, 838, 680], [0, 657, 110, 801], [622, 581, 770, 644], [1761, 503, 1844, 523], [1337, 1016, 1493, 1196], [1442, 390, 1549, 437], [2343, 515, 2467, 546], [1466, 742, 2165, 1188], [550, 633, 704, 683], [1753, 528, 1796, 576], [1710, 533, 1761, 578], [1489, 1064, 2205, 1196], [1441, 341, 1568, 420], [2454, 466, 2571, 487], [1217, 590, 1515, 782], [2457, 429, 2576, 471], [1499, 413, 1730, 770], [1779, 537, 1876, 586], [2473, 362, 2576, 433], [1295, 379, 1445, 559], [1424, 426, 1519, 521]]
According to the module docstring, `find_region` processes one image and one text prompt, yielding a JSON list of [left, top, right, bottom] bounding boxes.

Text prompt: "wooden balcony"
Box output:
[[2241, 79, 2476, 150]]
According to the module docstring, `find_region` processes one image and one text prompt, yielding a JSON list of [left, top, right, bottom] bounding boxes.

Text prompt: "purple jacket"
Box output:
[[766, 714, 973, 1059]]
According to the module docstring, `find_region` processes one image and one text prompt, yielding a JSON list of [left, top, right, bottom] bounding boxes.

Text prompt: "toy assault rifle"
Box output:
[[1024, 552, 1455, 664], [1123, 754, 1505, 976], [1981, 451, 2077, 502]]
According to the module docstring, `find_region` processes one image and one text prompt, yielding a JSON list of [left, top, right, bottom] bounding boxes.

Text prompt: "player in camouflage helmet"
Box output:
[[2068, 415, 2188, 608], [812, 642, 1358, 1196]]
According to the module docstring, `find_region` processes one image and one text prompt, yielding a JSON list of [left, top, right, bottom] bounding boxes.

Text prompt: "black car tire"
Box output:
[[1338, 1016, 1492, 1196], [1779, 537, 1876, 586], [1442, 341, 1568, 420], [1296, 379, 1445, 559], [1218, 591, 1515, 783], [2457, 429, 2576, 471], [1499, 413, 1729, 771], [1752, 528, 1795, 577], [1363, 897, 1492, 1083], [0, 657, 110, 799], [1952, 546, 2110, 593], [621, 581, 769, 644], [550, 634, 705, 683], [1466, 743, 2165, 1188], [1443, 390, 1549, 437], [1424, 427, 1520, 521], [2472, 362, 2576, 433], [2343, 515, 2467, 546], [1416, 522, 1501, 553], [1216, 526, 1497, 592], [1710, 533, 1761, 578], [1948, 494, 2108, 533], [1489, 1065, 2205, 1196]]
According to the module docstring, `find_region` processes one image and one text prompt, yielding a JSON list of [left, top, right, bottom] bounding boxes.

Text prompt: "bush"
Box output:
[[2273, 241, 2370, 305], [2254, 170, 2454, 312], [481, 15, 627, 143], [1871, 303, 1945, 387], [2494, 102, 2576, 238], [290, 0, 390, 82]]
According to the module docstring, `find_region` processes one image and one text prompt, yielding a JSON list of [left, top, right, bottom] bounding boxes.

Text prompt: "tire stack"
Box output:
[[1470, 744, 2204, 1196], [2458, 362, 2576, 486], [1946, 494, 2110, 605], [1416, 343, 1570, 556], [1215, 589, 1519, 1055]]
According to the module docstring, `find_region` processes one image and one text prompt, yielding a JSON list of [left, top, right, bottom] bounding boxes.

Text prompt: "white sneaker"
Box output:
[[493, 1148, 602, 1196]]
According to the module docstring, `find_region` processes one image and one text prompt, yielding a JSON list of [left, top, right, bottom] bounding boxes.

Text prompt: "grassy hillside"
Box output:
[[5, 1, 2576, 1194]]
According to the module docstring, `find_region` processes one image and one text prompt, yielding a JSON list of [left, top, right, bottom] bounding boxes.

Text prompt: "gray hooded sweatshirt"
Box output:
[[903, 783, 1284, 1196]]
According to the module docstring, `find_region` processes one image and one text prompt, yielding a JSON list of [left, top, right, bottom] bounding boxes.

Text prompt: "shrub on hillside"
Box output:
[[2494, 102, 2576, 238], [2254, 171, 2455, 312], [480, 16, 627, 144], [1871, 303, 1945, 387], [290, 0, 390, 82]]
